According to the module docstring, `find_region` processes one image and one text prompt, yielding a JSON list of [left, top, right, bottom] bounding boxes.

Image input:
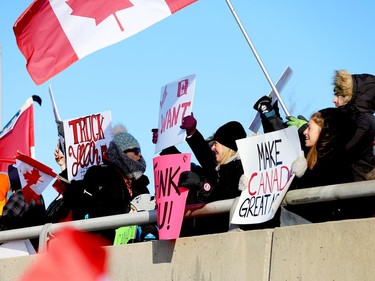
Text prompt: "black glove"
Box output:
[[253, 96, 273, 114], [178, 171, 202, 190]]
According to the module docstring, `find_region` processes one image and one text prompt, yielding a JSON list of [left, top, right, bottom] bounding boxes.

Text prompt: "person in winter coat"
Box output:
[[178, 113, 247, 235], [287, 107, 365, 222], [332, 70, 375, 181], [62, 125, 153, 244], [0, 164, 46, 231], [151, 127, 214, 237], [0, 164, 46, 251], [292, 108, 356, 188]]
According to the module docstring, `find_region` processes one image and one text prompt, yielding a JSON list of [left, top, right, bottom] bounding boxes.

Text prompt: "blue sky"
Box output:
[[1, 0, 375, 206]]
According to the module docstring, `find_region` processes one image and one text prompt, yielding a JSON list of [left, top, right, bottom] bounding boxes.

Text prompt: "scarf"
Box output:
[[106, 141, 146, 180], [216, 152, 241, 171]]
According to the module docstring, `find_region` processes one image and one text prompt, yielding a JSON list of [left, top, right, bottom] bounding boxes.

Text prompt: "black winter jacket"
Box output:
[[186, 130, 243, 202], [351, 74, 375, 114], [62, 162, 150, 242], [184, 130, 243, 235], [339, 74, 375, 180]]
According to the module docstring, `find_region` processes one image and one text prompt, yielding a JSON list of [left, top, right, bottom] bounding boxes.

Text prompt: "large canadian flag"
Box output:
[[14, 0, 198, 85], [0, 96, 40, 173]]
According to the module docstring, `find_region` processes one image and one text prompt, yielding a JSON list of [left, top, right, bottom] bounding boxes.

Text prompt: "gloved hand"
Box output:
[[238, 174, 249, 191], [253, 96, 272, 114], [286, 115, 308, 129], [178, 171, 201, 190], [180, 113, 197, 136], [151, 128, 158, 144], [291, 151, 308, 178]]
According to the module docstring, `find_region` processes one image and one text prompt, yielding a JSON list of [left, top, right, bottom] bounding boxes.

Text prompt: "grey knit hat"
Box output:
[[112, 132, 140, 152]]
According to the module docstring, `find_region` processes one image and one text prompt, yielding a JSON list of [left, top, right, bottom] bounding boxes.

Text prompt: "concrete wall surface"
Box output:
[[270, 218, 375, 281], [107, 229, 273, 281], [1, 218, 375, 281]]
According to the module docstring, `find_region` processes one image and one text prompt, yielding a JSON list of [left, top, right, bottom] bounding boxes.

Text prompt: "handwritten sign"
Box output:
[[63, 111, 113, 181], [114, 226, 137, 245], [155, 74, 196, 153], [153, 153, 191, 240], [231, 127, 301, 224]]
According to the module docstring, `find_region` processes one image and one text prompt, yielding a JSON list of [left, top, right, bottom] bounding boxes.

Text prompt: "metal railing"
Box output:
[[0, 180, 374, 252]]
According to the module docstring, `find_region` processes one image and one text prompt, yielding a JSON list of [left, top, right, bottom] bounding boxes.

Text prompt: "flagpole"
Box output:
[[225, 0, 291, 117]]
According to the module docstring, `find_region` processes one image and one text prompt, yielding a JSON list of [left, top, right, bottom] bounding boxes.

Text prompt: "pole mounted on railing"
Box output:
[[224, 0, 291, 117]]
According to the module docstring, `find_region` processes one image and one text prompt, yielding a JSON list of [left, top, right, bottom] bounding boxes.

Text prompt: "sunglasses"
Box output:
[[124, 147, 141, 155]]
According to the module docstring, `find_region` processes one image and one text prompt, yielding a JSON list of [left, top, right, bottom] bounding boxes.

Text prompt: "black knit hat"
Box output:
[[213, 121, 247, 151]]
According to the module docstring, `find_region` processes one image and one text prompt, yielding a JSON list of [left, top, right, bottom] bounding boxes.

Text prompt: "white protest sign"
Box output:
[[0, 240, 36, 258], [154, 74, 196, 154], [63, 111, 113, 181], [231, 126, 301, 224]]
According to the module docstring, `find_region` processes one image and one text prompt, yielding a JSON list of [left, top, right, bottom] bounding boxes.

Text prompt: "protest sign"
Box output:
[[114, 226, 137, 245], [63, 111, 112, 181], [153, 153, 191, 240], [0, 240, 36, 258], [231, 126, 301, 224], [155, 74, 196, 153]]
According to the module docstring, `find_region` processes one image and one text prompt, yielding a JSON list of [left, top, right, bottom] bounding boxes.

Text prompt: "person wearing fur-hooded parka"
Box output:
[[333, 70, 375, 181]]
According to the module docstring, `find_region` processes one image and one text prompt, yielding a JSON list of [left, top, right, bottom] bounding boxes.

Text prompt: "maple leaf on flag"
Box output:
[[23, 168, 43, 187], [15, 152, 58, 204], [67, 0, 134, 31]]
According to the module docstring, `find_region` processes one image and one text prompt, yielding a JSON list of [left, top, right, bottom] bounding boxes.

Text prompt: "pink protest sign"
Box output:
[[153, 153, 191, 240]]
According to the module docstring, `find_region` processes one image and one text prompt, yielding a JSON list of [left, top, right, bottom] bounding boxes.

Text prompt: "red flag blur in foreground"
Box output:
[[14, 0, 197, 85], [0, 96, 41, 172], [18, 227, 110, 281], [15, 152, 57, 204]]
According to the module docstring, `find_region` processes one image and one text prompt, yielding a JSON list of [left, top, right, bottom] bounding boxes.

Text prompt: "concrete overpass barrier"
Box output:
[[2, 218, 375, 280], [270, 218, 375, 281]]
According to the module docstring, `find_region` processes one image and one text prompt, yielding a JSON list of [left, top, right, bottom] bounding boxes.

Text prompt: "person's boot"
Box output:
[[253, 96, 284, 133]]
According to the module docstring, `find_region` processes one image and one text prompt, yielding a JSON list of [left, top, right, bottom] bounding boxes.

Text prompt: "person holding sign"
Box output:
[[292, 108, 356, 188], [151, 127, 210, 237], [61, 125, 153, 244], [178, 113, 247, 235], [288, 108, 359, 222]]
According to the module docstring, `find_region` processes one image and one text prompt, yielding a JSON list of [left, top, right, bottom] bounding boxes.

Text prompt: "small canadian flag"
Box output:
[[15, 151, 57, 204]]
